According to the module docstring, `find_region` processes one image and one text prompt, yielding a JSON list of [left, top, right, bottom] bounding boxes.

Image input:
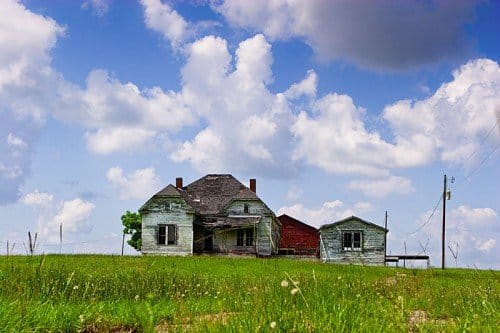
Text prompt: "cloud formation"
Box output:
[[140, 0, 189, 50], [348, 176, 414, 198], [0, 0, 64, 204], [106, 167, 162, 200], [409, 204, 499, 268], [278, 200, 373, 228], [21, 191, 95, 243], [214, 0, 478, 70]]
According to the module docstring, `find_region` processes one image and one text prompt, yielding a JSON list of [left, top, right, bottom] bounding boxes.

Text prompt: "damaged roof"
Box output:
[[180, 174, 259, 214]]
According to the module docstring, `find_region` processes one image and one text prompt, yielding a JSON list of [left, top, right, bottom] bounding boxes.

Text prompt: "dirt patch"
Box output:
[[155, 312, 237, 332]]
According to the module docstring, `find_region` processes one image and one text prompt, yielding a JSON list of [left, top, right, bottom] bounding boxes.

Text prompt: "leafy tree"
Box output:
[[121, 211, 141, 251]]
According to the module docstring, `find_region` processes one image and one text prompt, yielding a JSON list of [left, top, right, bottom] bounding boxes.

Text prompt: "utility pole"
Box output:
[[442, 174, 447, 270], [121, 232, 125, 256], [59, 223, 63, 254], [384, 211, 388, 266]]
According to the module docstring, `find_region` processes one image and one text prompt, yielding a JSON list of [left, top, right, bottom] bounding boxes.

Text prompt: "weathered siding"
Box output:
[[223, 200, 278, 256], [141, 197, 194, 256], [320, 219, 386, 265]]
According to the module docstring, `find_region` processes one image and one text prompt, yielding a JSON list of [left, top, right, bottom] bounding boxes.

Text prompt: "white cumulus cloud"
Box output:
[[348, 176, 415, 198], [140, 0, 189, 50], [278, 200, 373, 228], [106, 167, 162, 200]]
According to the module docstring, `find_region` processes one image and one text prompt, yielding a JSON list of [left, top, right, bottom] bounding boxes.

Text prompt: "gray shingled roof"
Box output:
[[154, 184, 181, 196], [319, 216, 388, 232], [180, 174, 259, 214]]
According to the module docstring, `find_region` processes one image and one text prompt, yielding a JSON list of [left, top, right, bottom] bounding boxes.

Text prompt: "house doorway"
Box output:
[[203, 231, 213, 251]]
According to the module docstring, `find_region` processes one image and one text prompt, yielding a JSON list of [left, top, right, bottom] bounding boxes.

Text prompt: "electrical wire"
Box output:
[[462, 121, 499, 164], [407, 193, 442, 236], [461, 141, 500, 184]]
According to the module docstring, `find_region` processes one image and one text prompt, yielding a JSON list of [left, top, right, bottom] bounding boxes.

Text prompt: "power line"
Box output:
[[461, 142, 500, 184], [407, 193, 442, 236], [462, 121, 499, 164]]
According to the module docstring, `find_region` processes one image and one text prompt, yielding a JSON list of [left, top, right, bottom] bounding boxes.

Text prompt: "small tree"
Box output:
[[121, 211, 141, 251]]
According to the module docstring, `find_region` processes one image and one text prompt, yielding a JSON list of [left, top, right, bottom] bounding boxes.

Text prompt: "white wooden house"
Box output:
[[139, 175, 280, 257]]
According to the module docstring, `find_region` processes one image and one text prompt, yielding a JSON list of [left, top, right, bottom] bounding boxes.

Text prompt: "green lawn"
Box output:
[[0, 255, 498, 332]]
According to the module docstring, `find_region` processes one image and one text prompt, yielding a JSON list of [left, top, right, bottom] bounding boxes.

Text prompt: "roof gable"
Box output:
[[139, 184, 186, 213], [278, 214, 318, 231], [320, 215, 388, 232], [154, 184, 181, 196]]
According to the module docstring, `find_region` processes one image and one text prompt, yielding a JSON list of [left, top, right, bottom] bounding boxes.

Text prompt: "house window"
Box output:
[[167, 225, 176, 245], [237, 229, 244, 246], [236, 228, 254, 246], [158, 224, 177, 245], [343, 231, 362, 251], [243, 204, 249, 214], [245, 229, 253, 246], [164, 202, 171, 212]]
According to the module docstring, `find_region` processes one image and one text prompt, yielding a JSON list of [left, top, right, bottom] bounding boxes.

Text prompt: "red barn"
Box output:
[[278, 214, 319, 256]]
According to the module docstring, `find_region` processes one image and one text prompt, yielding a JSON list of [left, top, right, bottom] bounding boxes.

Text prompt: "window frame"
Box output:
[[158, 224, 166, 245], [236, 228, 254, 247], [236, 229, 245, 246], [158, 224, 177, 246], [342, 231, 362, 251], [245, 228, 254, 246]]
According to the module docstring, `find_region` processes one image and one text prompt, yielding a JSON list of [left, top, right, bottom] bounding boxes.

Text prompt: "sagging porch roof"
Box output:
[[197, 216, 261, 229]]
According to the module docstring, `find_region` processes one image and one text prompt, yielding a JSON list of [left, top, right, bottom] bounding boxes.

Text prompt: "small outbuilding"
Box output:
[[277, 214, 318, 256], [319, 216, 387, 266]]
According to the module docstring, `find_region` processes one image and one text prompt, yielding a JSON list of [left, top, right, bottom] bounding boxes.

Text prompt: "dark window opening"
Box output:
[[167, 225, 176, 245], [343, 232, 352, 249], [243, 204, 249, 214], [237, 229, 244, 246], [158, 224, 177, 245], [158, 225, 166, 245], [343, 231, 362, 251], [245, 229, 254, 246]]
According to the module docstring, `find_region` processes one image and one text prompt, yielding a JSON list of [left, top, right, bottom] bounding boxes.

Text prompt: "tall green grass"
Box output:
[[0, 255, 498, 332]]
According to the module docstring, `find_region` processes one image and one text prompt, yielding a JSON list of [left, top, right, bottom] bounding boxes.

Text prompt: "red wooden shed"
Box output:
[[278, 214, 319, 256]]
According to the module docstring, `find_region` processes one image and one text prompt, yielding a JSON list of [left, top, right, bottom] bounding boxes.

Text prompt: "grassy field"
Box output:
[[0, 255, 498, 332]]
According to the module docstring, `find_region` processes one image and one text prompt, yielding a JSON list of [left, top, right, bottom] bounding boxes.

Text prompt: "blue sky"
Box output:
[[1, 0, 499, 268]]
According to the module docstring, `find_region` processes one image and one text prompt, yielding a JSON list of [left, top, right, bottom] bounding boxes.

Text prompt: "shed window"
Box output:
[[343, 231, 362, 251], [236, 228, 254, 247], [158, 224, 177, 245]]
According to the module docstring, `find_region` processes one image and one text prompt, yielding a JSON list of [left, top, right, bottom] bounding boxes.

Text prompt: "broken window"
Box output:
[[237, 229, 244, 246], [167, 225, 176, 245], [343, 231, 362, 251], [236, 228, 254, 247], [158, 224, 177, 245], [245, 229, 253, 246], [158, 225, 166, 245]]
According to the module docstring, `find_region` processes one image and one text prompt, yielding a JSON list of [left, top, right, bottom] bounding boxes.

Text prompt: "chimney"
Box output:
[[249, 178, 256, 193], [176, 177, 183, 189]]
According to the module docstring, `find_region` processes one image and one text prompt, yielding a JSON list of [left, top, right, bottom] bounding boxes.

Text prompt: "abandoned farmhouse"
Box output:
[[139, 174, 390, 265]]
